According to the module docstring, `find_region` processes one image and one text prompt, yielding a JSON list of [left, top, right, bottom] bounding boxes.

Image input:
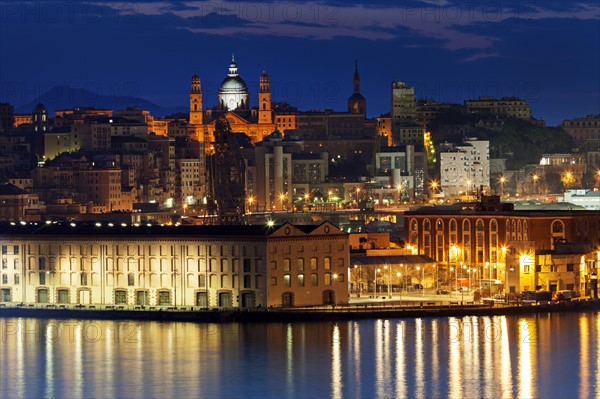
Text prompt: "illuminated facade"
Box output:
[[189, 56, 276, 148], [0, 221, 349, 308], [405, 196, 600, 296]]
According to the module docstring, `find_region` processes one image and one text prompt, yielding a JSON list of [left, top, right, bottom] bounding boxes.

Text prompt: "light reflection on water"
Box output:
[[1, 312, 599, 398]]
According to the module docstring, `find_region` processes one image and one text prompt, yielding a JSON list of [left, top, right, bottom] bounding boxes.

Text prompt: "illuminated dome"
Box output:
[[218, 54, 250, 111]]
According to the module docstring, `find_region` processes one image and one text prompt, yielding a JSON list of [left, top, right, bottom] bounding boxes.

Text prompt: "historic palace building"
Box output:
[[404, 196, 600, 297], [0, 221, 349, 308]]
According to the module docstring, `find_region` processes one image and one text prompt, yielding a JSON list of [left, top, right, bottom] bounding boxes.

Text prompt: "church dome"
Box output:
[[218, 54, 250, 111], [219, 75, 249, 93]]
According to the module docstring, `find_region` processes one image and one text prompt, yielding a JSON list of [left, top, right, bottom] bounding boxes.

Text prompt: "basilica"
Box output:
[[189, 55, 276, 147]]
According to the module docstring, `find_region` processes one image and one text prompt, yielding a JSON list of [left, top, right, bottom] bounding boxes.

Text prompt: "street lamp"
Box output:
[[397, 272, 402, 304], [247, 196, 254, 213], [354, 262, 362, 297], [375, 268, 380, 298], [532, 174, 539, 195], [384, 262, 391, 298], [499, 176, 506, 196], [416, 266, 424, 297], [279, 193, 286, 211], [430, 180, 439, 198]]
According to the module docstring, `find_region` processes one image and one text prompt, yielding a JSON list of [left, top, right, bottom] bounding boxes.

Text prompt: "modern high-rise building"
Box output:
[[391, 81, 423, 147]]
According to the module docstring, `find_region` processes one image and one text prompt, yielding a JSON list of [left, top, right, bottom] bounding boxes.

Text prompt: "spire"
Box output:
[[228, 54, 238, 77], [353, 59, 360, 94]]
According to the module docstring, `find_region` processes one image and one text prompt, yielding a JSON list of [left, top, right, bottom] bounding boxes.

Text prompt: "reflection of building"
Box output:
[[0, 221, 348, 308], [404, 195, 600, 297]]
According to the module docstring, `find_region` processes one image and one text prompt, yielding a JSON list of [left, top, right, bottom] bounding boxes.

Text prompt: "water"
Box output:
[[1, 312, 599, 398]]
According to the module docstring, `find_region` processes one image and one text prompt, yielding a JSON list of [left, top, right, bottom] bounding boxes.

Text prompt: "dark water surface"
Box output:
[[1, 312, 598, 398]]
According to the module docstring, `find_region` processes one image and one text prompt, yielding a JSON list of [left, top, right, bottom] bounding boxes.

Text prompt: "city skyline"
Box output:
[[0, 0, 599, 126]]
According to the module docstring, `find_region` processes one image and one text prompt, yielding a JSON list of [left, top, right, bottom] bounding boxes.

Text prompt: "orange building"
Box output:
[[188, 56, 276, 150]]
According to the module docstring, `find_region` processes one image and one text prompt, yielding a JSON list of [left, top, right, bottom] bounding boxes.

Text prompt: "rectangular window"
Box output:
[[324, 273, 331, 286], [158, 291, 171, 306], [243, 259, 252, 273], [1, 275, 7, 285], [115, 290, 127, 305], [14, 274, 19, 285], [566, 264, 574, 272], [39, 272, 46, 285], [39, 258, 46, 270], [128, 274, 134, 286], [524, 265, 530, 274], [1, 259, 6, 269], [324, 257, 331, 270], [1, 246, 6, 255], [297, 274, 305, 287], [284, 258, 291, 272], [198, 274, 206, 288], [13, 246, 19, 255], [244, 274, 251, 288], [311, 257, 318, 271], [297, 258, 304, 271], [284, 274, 291, 288]]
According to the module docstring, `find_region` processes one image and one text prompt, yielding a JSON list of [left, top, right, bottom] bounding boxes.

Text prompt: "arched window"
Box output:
[[424, 219, 431, 231], [551, 220, 565, 249], [476, 219, 484, 264], [423, 219, 432, 258], [489, 219, 498, 263], [462, 220, 471, 263], [511, 220, 517, 241], [449, 219, 458, 248], [436, 219, 445, 261]]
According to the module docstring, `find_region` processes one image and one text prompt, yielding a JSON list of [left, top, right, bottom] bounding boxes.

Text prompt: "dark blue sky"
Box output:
[[1, 0, 599, 125]]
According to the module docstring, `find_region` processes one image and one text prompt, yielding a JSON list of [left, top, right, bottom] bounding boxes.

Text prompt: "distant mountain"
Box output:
[[15, 85, 187, 117]]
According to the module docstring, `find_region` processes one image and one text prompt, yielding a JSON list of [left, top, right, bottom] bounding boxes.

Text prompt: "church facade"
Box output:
[[189, 55, 276, 149]]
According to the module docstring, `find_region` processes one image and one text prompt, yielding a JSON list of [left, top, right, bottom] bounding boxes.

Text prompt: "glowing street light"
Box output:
[[247, 196, 254, 213], [354, 262, 362, 297], [532, 174, 539, 195], [279, 193, 286, 211], [397, 272, 402, 303], [499, 176, 506, 196]]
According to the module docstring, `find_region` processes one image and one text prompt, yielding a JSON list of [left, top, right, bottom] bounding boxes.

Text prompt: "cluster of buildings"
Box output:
[[0, 194, 599, 308], [0, 57, 599, 308]]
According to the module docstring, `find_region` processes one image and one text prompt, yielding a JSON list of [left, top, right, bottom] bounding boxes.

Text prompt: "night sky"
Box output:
[[1, 0, 598, 126]]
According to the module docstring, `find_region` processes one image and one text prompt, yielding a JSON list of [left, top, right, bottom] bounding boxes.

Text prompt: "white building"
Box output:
[[563, 189, 600, 210], [439, 139, 490, 196], [0, 221, 349, 308]]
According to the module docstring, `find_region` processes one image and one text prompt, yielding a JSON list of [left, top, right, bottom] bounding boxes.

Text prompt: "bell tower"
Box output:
[[189, 71, 203, 125], [347, 60, 366, 115], [258, 70, 272, 124]]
